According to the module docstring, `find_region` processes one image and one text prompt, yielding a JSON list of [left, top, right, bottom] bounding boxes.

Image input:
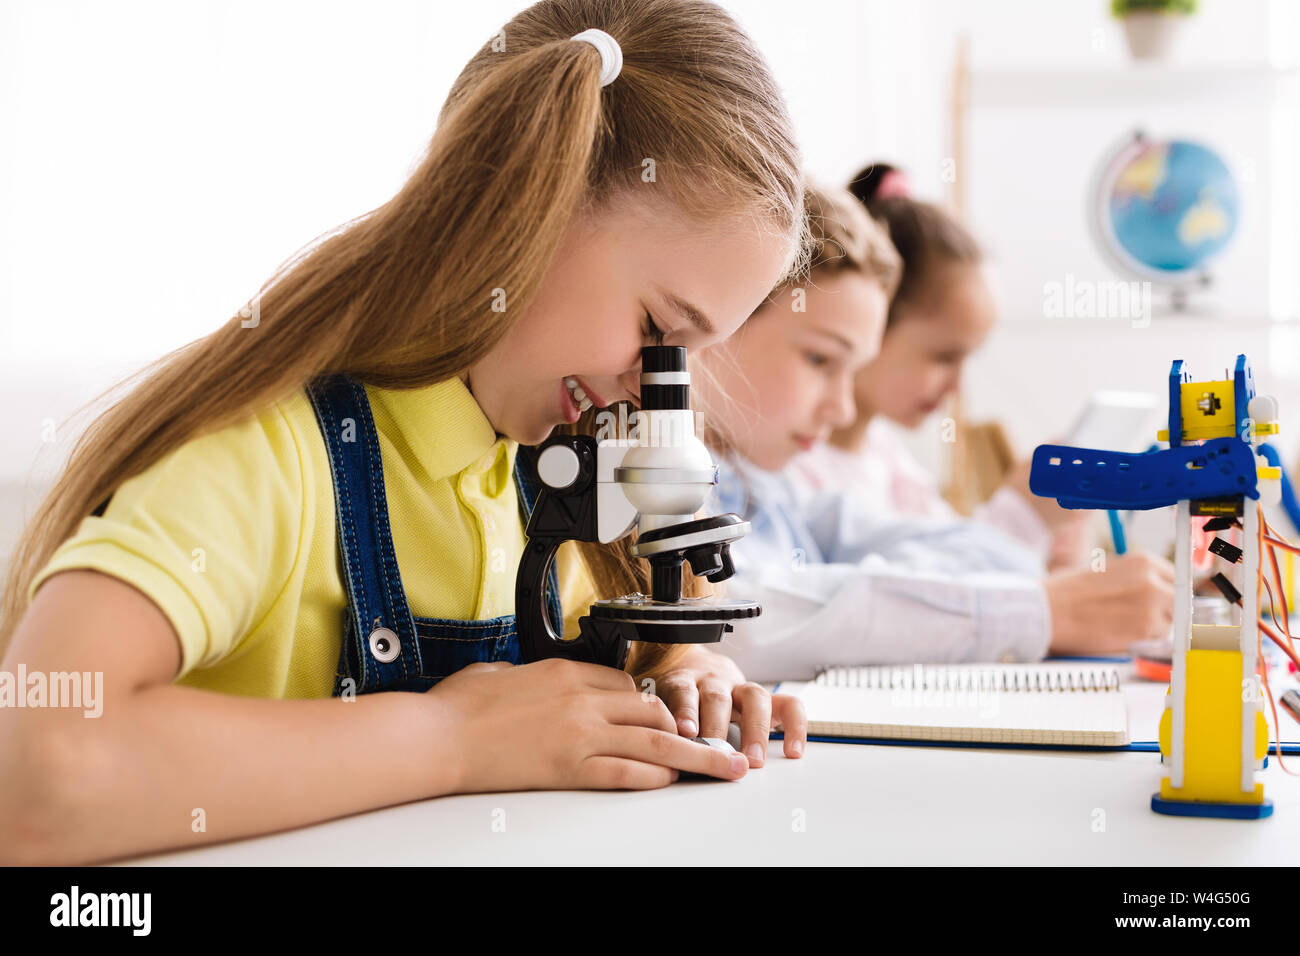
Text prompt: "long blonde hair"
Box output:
[[0, 0, 805, 682]]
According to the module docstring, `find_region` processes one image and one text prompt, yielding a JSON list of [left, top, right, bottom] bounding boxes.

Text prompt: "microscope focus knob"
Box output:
[[537, 443, 582, 490], [685, 543, 737, 581], [685, 546, 722, 578]]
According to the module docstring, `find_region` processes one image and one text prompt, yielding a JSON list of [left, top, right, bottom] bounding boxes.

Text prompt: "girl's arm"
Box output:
[[715, 515, 1172, 683], [718, 558, 1052, 683], [711, 462, 1049, 678], [1, 570, 748, 865], [800, 486, 1047, 577], [0, 569, 461, 864]]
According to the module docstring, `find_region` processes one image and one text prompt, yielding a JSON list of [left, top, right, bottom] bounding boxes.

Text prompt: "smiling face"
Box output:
[[464, 195, 794, 445], [699, 270, 890, 472], [854, 262, 997, 429]]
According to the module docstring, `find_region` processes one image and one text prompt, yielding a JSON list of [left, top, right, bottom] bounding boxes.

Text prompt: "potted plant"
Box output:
[[1112, 0, 1197, 60]]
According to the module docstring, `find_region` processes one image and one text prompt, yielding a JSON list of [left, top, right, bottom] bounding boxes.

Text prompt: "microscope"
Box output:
[[515, 345, 761, 670]]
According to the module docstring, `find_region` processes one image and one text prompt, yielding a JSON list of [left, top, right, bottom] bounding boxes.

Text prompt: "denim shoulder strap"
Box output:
[[306, 375, 424, 689]]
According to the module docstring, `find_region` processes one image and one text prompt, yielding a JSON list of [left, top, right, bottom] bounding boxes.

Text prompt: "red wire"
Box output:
[[1261, 515, 1295, 655], [1259, 618, 1300, 671], [1256, 515, 1298, 774], [1264, 534, 1300, 556]]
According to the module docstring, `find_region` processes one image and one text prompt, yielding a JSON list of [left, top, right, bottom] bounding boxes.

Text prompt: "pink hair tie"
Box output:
[[875, 168, 912, 199]]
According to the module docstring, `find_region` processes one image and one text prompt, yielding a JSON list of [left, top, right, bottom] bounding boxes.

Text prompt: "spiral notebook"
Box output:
[[778, 663, 1129, 747]]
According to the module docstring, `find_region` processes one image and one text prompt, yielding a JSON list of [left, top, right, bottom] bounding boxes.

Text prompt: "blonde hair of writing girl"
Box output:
[[694, 179, 901, 459], [0, 0, 807, 685]]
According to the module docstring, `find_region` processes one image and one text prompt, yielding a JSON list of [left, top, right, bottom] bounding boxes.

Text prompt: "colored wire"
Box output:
[[1257, 514, 1298, 774], [1263, 533, 1300, 557], [1257, 619, 1300, 670], [1261, 514, 1294, 654]]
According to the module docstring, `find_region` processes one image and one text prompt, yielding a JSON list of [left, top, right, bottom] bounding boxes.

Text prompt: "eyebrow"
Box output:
[[801, 325, 855, 353], [657, 288, 716, 335]]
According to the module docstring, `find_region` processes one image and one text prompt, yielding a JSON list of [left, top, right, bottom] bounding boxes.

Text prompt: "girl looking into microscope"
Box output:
[[0, 0, 808, 865]]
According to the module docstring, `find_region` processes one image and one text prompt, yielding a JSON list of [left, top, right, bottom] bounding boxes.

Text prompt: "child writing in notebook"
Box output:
[[802, 162, 1172, 639], [695, 181, 1174, 683], [0, 0, 808, 865]]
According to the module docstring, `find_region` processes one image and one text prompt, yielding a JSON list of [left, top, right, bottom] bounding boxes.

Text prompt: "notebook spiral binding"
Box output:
[[813, 664, 1122, 693]]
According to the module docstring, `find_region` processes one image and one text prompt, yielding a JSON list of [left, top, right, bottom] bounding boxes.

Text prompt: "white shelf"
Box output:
[[969, 64, 1300, 109], [995, 315, 1300, 332]]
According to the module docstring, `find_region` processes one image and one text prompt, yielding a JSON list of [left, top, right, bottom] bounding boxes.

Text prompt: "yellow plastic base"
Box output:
[[1157, 647, 1269, 807]]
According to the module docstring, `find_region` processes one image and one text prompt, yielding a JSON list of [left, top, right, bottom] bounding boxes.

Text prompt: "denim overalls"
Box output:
[[306, 375, 563, 695]]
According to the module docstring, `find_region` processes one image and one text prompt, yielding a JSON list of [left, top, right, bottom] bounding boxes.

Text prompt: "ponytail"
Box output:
[[847, 161, 981, 326]]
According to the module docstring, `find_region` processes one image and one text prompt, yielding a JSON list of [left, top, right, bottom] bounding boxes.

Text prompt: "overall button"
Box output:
[[368, 626, 401, 663]]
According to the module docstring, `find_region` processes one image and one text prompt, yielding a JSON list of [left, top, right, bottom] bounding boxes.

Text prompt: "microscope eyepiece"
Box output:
[[642, 345, 686, 373], [640, 345, 690, 411]]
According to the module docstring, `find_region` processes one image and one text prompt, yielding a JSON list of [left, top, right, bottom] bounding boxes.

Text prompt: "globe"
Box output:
[[1091, 134, 1240, 285]]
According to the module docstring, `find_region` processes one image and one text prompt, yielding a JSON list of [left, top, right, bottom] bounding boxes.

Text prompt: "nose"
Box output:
[[824, 375, 856, 430], [945, 362, 964, 398], [618, 366, 642, 405]]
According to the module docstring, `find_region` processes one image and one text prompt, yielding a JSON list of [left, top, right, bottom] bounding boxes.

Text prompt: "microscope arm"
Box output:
[[516, 435, 632, 667]]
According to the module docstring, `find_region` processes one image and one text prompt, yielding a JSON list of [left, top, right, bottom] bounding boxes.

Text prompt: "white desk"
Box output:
[[117, 667, 1300, 865], [119, 738, 1300, 866]]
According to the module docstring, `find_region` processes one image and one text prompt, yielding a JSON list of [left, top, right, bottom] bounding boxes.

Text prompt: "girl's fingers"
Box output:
[[596, 688, 679, 735], [697, 677, 734, 739], [771, 693, 808, 758], [653, 671, 701, 738], [577, 755, 679, 790], [602, 725, 749, 780], [732, 682, 772, 767]]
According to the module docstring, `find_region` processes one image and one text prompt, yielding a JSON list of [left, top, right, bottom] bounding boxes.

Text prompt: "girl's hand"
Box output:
[[648, 645, 807, 767], [1045, 551, 1175, 655], [428, 658, 754, 793]]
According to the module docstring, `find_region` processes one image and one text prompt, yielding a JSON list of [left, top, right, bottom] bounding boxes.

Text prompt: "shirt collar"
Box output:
[[716, 451, 799, 517], [364, 376, 511, 481], [726, 452, 791, 495]]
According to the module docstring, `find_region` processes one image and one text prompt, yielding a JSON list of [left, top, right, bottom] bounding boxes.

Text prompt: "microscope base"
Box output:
[[569, 597, 761, 668]]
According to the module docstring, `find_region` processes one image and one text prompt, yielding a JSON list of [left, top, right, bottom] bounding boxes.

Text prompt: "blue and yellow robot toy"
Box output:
[[1030, 354, 1287, 819]]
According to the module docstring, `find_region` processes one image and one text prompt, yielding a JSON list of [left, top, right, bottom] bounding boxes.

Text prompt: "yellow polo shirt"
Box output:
[[28, 377, 596, 698]]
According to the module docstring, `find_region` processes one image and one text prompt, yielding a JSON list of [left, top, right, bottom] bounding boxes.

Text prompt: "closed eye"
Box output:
[[804, 351, 831, 368], [644, 312, 667, 345]]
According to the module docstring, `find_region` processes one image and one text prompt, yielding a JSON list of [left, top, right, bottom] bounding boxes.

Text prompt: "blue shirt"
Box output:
[[707, 453, 1053, 682]]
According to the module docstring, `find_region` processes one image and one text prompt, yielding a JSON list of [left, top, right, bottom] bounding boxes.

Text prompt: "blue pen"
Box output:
[[1108, 509, 1127, 555]]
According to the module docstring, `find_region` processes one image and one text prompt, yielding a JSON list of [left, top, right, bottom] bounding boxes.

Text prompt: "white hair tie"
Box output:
[[570, 28, 623, 87]]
